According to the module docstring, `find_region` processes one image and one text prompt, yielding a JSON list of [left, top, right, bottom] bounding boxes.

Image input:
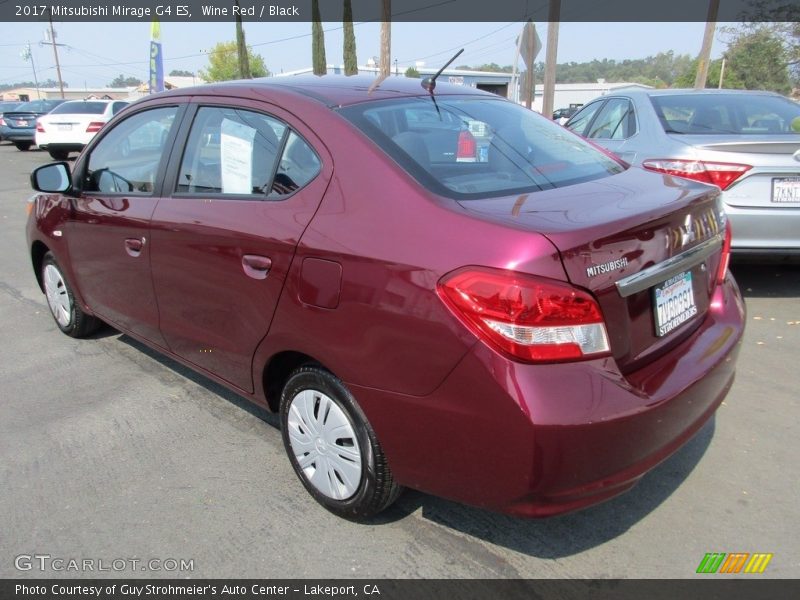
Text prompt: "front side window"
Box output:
[[340, 97, 624, 200], [565, 101, 604, 136], [176, 106, 319, 199], [586, 98, 636, 140], [84, 106, 178, 195]]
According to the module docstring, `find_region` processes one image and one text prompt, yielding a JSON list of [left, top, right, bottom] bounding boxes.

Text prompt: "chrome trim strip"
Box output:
[[615, 234, 724, 298]]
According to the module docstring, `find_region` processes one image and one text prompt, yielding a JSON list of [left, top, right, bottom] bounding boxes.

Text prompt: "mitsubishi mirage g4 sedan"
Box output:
[[26, 76, 745, 519]]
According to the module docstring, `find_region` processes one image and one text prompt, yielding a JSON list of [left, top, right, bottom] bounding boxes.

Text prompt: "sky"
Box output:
[[0, 21, 729, 89]]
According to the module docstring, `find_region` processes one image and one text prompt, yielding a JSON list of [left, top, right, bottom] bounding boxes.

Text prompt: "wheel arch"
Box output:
[[31, 240, 50, 292], [262, 350, 322, 412]]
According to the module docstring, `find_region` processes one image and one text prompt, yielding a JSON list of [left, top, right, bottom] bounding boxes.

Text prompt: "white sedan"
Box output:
[[35, 99, 129, 160]]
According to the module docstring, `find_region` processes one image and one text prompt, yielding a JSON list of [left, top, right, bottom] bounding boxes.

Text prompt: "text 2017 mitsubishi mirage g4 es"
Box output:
[[26, 75, 744, 519]]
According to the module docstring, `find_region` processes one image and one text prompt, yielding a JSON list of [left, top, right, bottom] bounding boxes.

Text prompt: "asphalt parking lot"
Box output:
[[0, 142, 798, 579]]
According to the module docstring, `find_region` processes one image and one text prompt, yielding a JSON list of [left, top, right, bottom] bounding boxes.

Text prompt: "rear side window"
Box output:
[[651, 93, 800, 135], [50, 102, 107, 115], [176, 106, 319, 199], [340, 97, 624, 200]]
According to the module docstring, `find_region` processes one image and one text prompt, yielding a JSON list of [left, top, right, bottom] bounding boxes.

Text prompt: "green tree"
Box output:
[[720, 25, 793, 93], [674, 58, 745, 89], [404, 67, 420, 78], [109, 75, 142, 87], [312, 0, 326, 75], [200, 42, 268, 82], [169, 69, 194, 77], [343, 0, 357, 76]]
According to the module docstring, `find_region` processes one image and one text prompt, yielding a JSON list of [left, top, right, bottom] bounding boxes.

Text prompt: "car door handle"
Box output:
[[124, 237, 145, 257], [242, 254, 272, 280]]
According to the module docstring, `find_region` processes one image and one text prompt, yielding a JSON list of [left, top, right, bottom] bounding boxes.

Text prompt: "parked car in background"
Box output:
[[0, 101, 24, 141], [26, 76, 744, 520], [552, 105, 582, 125], [36, 99, 129, 160], [565, 89, 800, 254], [1, 99, 65, 151]]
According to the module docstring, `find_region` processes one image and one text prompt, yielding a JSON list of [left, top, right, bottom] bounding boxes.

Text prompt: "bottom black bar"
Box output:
[[1, 579, 798, 600]]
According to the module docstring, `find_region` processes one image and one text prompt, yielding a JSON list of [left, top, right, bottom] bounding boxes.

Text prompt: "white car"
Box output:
[[35, 99, 129, 160]]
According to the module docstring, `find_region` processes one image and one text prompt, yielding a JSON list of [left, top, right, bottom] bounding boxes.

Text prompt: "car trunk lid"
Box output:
[[457, 167, 727, 371]]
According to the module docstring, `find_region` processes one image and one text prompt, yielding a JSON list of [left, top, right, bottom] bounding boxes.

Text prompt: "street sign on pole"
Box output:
[[520, 21, 542, 70], [516, 20, 541, 109]]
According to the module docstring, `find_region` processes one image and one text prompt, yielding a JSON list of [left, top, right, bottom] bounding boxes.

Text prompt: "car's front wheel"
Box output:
[[41, 252, 100, 337], [280, 366, 402, 520], [15, 142, 32, 151]]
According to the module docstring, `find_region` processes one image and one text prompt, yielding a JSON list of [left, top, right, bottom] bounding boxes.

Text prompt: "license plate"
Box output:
[[57, 124, 72, 131], [17, 120, 28, 127], [653, 271, 697, 337], [772, 177, 800, 203]]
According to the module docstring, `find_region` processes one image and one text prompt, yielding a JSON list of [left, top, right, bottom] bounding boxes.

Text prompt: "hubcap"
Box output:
[[287, 389, 362, 500], [43, 264, 71, 327]]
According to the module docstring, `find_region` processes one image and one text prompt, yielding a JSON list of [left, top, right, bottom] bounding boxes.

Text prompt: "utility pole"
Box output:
[[694, 0, 720, 89], [22, 43, 41, 99], [541, 0, 560, 117], [379, 0, 391, 79], [718, 57, 726, 88], [48, 14, 65, 98], [234, 0, 251, 78]]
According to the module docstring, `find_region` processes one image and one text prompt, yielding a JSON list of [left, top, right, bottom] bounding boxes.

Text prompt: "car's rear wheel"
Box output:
[[15, 142, 32, 151], [42, 252, 100, 338], [49, 149, 69, 160], [280, 366, 402, 520]]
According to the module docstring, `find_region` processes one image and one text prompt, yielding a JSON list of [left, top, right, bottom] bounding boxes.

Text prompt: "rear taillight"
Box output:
[[0, 117, 6, 126], [642, 159, 751, 191], [86, 121, 104, 133], [437, 267, 610, 362], [456, 130, 477, 162], [36, 121, 45, 133], [717, 220, 732, 285]]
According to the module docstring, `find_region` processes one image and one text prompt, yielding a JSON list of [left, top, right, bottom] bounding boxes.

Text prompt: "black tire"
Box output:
[[280, 366, 402, 520], [41, 252, 101, 338], [49, 149, 69, 160], [15, 142, 32, 151]]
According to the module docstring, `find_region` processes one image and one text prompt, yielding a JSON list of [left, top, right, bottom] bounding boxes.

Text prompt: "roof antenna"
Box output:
[[421, 48, 464, 94]]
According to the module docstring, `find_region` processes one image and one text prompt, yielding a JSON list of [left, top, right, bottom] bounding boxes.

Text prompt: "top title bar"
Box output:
[[3, 0, 799, 23]]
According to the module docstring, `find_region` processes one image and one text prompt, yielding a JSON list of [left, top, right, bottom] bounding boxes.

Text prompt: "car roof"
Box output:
[[611, 87, 785, 99], [158, 74, 496, 107]]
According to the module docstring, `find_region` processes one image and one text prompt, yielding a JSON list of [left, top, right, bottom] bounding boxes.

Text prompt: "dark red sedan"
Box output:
[[26, 76, 744, 519]]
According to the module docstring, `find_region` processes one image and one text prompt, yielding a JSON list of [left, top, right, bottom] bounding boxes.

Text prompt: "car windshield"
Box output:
[[339, 97, 624, 200], [651, 93, 800, 135], [15, 100, 62, 112], [49, 101, 108, 115]]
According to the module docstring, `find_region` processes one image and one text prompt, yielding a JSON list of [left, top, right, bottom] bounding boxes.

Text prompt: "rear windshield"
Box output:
[[338, 97, 624, 200], [49, 101, 108, 115], [15, 100, 63, 113], [651, 93, 800, 135]]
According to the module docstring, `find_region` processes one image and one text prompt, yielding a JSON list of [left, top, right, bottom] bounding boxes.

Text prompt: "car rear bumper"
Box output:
[[724, 203, 800, 252], [37, 142, 85, 152], [351, 273, 745, 517], [5, 130, 35, 142]]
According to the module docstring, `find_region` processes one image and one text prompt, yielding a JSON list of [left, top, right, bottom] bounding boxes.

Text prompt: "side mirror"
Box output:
[[31, 162, 72, 193]]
